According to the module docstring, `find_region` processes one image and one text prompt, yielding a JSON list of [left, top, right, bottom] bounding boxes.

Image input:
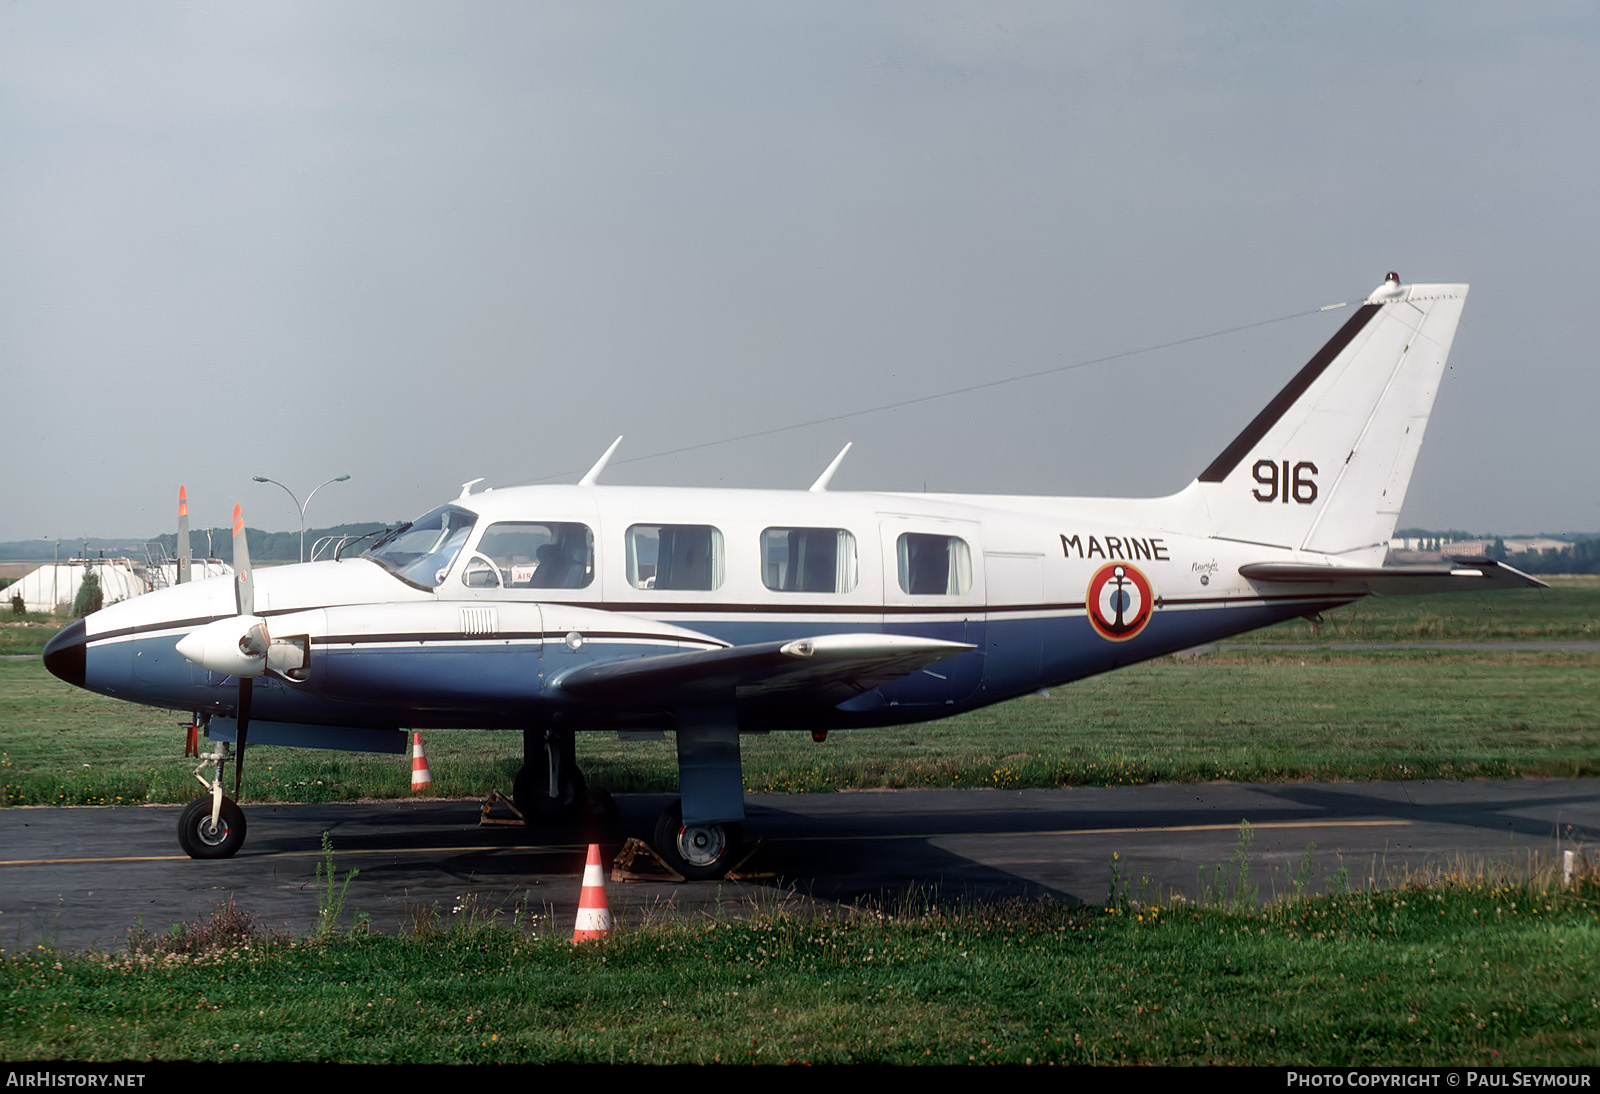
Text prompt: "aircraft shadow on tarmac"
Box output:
[[251, 797, 1077, 906], [233, 781, 1598, 909]]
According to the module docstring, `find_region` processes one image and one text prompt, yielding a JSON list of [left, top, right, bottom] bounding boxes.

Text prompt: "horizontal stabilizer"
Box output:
[[553, 633, 974, 708], [1238, 559, 1546, 596]]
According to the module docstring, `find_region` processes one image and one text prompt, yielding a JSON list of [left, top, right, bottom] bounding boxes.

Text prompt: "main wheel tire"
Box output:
[[652, 801, 742, 880], [177, 796, 247, 859], [513, 764, 587, 821]]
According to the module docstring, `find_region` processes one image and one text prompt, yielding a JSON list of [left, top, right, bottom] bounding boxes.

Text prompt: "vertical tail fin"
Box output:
[[1188, 277, 1468, 564]]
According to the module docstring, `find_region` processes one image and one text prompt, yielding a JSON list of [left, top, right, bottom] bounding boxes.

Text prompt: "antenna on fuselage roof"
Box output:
[[809, 442, 853, 492], [458, 478, 485, 498], [579, 436, 624, 486]]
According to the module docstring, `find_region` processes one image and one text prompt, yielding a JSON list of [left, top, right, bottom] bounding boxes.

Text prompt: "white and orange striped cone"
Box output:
[[409, 732, 433, 792], [571, 843, 612, 942]]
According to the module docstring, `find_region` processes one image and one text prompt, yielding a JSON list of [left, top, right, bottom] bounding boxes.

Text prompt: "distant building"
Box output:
[[4, 558, 232, 613], [6, 560, 146, 613], [1387, 536, 1570, 557]]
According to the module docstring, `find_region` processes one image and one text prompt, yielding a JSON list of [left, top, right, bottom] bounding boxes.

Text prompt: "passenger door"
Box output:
[[875, 516, 986, 707]]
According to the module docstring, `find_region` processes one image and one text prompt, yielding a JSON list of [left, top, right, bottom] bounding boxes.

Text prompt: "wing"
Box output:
[[551, 633, 974, 710], [1238, 558, 1545, 596]]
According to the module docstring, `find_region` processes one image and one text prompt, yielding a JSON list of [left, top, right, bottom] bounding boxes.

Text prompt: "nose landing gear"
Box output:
[[512, 722, 588, 820], [177, 795, 246, 859], [178, 729, 247, 859]]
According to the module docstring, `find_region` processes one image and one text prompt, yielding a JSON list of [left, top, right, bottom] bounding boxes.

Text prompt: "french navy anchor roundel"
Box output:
[[1086, 562, 1154, 641]]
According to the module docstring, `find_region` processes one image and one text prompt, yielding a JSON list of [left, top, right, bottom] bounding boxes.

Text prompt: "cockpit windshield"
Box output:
[[362, 505, 477, 590]]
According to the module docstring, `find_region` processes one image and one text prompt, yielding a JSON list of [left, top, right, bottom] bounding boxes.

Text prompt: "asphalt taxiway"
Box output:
[[2, 780, 1595, 950]]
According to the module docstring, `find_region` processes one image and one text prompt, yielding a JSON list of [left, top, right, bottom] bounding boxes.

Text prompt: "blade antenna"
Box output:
[[809, 443, 853, 492], [579, 436, 624, 486]]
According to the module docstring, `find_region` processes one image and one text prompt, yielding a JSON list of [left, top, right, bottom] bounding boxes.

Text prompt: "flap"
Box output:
[[551, 633, 974, 709]]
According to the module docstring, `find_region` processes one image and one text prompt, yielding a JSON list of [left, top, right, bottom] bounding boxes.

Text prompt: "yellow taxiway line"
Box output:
[[0, 818, 1408, 868]]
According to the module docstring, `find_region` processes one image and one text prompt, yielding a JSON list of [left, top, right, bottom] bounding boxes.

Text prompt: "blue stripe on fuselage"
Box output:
[[77, 597, 1346, 732]]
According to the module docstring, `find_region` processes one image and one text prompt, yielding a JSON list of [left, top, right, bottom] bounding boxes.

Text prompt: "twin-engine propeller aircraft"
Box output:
[[45, 274, 1540, 876]]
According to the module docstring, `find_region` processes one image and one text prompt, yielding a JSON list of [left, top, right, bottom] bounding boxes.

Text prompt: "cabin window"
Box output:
[[626, 524, 723, 591], [472, 522, 595, 590], [896, 532, 973, 595], [761, 528, 858, 593]]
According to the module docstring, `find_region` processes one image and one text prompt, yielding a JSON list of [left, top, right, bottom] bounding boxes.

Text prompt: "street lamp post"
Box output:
[[251, 474, 351, 563]]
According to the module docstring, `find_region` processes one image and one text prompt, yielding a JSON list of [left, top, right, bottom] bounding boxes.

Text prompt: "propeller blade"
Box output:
[[233, 677, 251, 800], [177, 486, 191, 585], [232, 504, 253, 616]]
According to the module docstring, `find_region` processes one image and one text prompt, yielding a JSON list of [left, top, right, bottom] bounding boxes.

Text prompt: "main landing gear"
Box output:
[[513, 720, 746, 879], [652, 801, 742, 880]]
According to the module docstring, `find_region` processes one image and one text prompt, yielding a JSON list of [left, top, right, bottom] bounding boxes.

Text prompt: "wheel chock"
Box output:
[[478, 789, 527, 827], [610, 837, 684, 882], [610, 837, 774, 883]]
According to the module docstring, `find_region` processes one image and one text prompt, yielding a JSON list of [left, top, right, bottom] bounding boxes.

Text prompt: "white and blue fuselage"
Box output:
[[52, 483, 1358, 733], [43, 278, 1541, 865]]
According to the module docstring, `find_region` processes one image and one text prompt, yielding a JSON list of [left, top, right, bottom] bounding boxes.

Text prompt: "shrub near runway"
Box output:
[[2, 878, 1597, 1065]]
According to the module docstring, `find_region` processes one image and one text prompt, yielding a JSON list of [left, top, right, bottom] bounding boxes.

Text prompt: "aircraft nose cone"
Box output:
[[43, 619, 87, 688]]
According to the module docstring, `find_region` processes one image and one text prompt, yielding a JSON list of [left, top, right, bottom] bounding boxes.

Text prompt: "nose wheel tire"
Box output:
[[652, 801, 742, 880], [177, 796, 247, 859]]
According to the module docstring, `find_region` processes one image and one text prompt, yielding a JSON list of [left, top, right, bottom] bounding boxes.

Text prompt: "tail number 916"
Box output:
[[1252, 460, 1318, 504]]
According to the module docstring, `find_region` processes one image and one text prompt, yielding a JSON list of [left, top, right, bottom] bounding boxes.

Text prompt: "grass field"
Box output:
[[0, 619, 58, 656], [3, 875, 1596, 1065], [1, 584, 1595, 1066]]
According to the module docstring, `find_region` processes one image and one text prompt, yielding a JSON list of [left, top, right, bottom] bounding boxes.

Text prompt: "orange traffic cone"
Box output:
[[572, 844, 612, 942], [410, 732, 433, 792]]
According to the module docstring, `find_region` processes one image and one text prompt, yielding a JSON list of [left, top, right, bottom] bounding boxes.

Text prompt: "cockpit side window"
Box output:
[[363, 505, 477, 590], [473, 522, 595, 590]]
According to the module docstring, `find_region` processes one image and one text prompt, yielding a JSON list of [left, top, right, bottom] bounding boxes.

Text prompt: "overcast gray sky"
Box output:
[[3, 2, 1595, 542]]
